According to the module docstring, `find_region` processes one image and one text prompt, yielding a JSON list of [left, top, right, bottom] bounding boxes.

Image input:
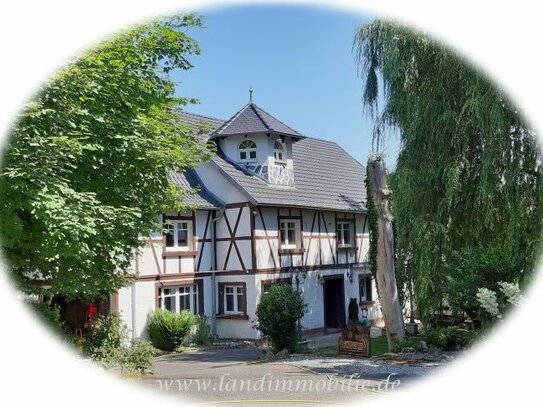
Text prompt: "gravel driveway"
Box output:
[[275, 351, 460, 390]]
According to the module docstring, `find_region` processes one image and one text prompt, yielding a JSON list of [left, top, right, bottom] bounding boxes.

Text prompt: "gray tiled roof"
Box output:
[[212, 138, 366, 212], [177, 108, 366, 213], [179, 111, 224, 131], [210, 103, 305, 140], [169, 169, 224, 209]]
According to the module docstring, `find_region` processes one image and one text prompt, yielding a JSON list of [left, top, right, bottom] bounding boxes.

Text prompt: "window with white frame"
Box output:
[[336, 221, 353, 248], [279, 219, 301, 248], [238, 139, 257, 162], [224, 285, 245, 314], [273, 140, 285, 162], [165, 221, 192, 249], [159, 285, 199, 314]]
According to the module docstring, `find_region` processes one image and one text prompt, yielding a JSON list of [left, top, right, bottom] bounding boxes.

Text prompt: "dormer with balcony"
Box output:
[[208, 101, 305, 187]]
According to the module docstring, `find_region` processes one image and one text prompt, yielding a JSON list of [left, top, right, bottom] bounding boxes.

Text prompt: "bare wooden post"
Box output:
[[367, 158, 405, 350]]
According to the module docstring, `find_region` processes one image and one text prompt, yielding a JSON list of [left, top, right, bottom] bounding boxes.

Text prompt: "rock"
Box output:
[[418, 340, 429, 353], [274, 349, 289, 359], [260, 349, 274, 361], [405, 322, 419, 335]]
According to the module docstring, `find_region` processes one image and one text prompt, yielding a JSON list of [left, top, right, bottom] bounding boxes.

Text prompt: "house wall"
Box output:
[[118, 201, 377, 340], [196, 162, 248, 204], [254, 206, 370, 271], [217, 133, 294, 166], [118, 281, 156, 339]]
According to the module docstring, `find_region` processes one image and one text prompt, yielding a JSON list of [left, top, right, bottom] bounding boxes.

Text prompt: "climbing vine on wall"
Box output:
[[365, 162, 378, 284]]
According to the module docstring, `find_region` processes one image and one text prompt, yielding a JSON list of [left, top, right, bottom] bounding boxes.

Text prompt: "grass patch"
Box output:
[[370, 336, 389, 357], [312, 344, 338, 356], [311, 337, 389, 357]]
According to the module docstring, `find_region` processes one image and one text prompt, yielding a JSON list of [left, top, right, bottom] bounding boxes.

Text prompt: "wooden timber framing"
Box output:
[[137, 205, 369, 277]]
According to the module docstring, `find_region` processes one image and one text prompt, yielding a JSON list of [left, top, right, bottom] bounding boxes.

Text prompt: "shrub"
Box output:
[[124, 340, 157, 374], [192, 315, 212, 346], [30, 301, 66, 335], [83, 313, 126, 359], [147, 309, 196, 351], [255, 284, 307, 353], [98, 339, 156, 376], [423, 326, 475, 350]]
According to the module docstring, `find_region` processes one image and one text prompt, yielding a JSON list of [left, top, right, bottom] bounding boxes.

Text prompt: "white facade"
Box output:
[[117, 196, 381, 340], [116, 106, 381, 340]]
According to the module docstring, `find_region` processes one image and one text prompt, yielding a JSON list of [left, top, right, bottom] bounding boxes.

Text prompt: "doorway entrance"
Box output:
[[323, 275, 346, 332]]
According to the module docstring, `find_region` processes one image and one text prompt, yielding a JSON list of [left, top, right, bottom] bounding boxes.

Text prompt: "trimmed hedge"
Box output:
[[255, 284, 306, 353], [147, 309, 196, 351]]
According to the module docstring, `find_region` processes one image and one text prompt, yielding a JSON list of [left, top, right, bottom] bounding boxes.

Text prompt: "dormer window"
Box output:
[[239, 139, 257, 162], [274, 140, 285, 163]]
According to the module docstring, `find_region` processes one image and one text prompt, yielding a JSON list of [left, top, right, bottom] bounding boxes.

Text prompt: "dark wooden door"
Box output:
[[324, 276, 346, 330]]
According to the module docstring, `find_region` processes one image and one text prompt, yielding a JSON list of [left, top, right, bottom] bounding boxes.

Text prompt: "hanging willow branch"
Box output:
[[355, 20, 543, 324]]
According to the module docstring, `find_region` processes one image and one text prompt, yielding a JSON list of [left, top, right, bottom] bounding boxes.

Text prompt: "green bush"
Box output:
[[98, 339, 156, 376], [255, 284, 307, 353], [30, 301, 66, 334], [124, 340, 157, 374], [423, 326, 475, 350], [192, 315, 212, 346], [83, 313, 126, 359], [147, 309, 196, 351]]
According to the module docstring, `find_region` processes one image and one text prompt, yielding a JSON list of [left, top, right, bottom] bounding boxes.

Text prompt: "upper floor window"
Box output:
[[273, 140, 285, 162], [280, 219, 301, 248], [165, 221, 192, 249], [239, 139, 257, 162], [337, 221, 353, 248]]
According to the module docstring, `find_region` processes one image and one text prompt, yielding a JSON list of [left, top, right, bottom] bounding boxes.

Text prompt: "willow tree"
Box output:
[[0, 15, 213, 300], [354, 20, 543, 324]]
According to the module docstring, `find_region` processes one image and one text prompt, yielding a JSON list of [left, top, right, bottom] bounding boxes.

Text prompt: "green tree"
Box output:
[[255, 284, 306, 353], [354, 20, 543, 324], [0, 15, 213, 301]]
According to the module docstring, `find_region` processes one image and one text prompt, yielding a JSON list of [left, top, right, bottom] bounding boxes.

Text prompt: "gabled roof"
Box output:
[[176, 108, 366, 213], [179, 111, 224, 132], [211, 138, 366, 212], [209, 103, 305, 140], [168, 169, 224, 210]]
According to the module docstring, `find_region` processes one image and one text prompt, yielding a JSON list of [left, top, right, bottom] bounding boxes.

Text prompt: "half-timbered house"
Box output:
[[116, 100, 381, 340]]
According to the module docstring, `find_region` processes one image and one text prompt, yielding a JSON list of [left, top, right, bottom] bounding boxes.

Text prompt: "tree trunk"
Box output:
[[368, 158, 405, 350]]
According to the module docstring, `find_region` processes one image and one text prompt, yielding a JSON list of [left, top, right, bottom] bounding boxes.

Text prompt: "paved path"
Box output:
[[139, 347, 380, 406]]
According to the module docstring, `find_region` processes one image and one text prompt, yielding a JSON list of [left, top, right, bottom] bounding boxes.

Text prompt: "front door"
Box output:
[[323, 276, 346, 332]]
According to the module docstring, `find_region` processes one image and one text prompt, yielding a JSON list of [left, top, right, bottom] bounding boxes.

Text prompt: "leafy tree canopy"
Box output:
[[355, 20, 543, 323], [0, 14, 213, 300]]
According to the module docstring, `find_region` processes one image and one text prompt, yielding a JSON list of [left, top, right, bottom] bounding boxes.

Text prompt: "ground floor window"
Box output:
[[261, 278, 292, 294], [159, 284, 198, 314], [359, 275, 373, 302], [218, 282, 247, 315]]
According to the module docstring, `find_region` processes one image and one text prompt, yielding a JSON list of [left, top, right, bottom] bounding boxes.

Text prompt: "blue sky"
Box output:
[[173, 5, 399, 167]]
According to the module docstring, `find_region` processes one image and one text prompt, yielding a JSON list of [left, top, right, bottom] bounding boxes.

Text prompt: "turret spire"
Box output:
[[249, 85, 253, 103]]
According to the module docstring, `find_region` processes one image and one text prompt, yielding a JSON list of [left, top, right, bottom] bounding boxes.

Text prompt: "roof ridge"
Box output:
[[250, 103, 272, 131], [252, 104, 303, 136], [185, 168, 225, 208], [213, 103, 251, 135], [181, 111, 225, 123]]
